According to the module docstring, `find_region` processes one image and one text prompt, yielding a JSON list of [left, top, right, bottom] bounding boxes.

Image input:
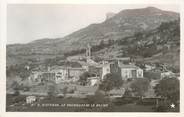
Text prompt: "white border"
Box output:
[[0, 0, 183, 117]]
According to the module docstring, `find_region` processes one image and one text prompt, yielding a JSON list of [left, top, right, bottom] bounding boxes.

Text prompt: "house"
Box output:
[[101, 62, 121, 79], [78, 59, 100, 71], [51, 66, 86, 82], [145, 64, 156, 71], [101, 63, 111, 79], [101, 61, 143, 80], [29, 71, 57, 83], [119, 64, 143, 80], [102, 57, 131, 65], [68, 67, 86, 80], [144, 69, 176, 79], [67, 55, 86, 61], [87, 77, 100, 86], [41, 72, 56, 82], [100, 61, 144, 80], [30, 65, 86, 84], [51, 66, 69, 83], [108, 88, 125, 98], [29, 71, 50, 83], [26, 96, 36, 104], [161, 71, 175, 79], [144, 70, 162, 79]]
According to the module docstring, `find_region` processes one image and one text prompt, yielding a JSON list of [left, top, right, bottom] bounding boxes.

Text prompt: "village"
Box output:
[[6, 43, 179, 112], [28, 44, 144, 86]]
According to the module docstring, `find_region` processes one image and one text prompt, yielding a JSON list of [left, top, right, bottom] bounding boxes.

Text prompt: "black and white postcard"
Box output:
[[0, 0, 184, 116]]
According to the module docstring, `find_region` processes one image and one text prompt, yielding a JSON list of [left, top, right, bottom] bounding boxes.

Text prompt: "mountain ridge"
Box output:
[[7, 7, 179, 56]]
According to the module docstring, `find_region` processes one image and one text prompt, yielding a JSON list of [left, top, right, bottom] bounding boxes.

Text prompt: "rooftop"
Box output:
[[108, 88, 125, 95], [105, 57, 131, 61], [119, 63, 140, 69], [51, 65, 85, 70]]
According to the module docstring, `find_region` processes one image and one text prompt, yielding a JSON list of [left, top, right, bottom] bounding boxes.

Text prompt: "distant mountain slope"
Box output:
[[94, 19, 180, 68], [7, 7, 179, 56]]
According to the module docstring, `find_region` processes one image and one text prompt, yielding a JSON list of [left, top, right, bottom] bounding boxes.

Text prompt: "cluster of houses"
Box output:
[[28, 44, 144, 86], [28, 43, 179, 87], [29, 66, 86, 84], [143, 62, 179, 79], [22, 44, 179, 104]]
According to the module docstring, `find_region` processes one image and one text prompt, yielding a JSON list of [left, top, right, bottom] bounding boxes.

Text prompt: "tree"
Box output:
[[11, 81, 20, 91], [123, 89, 133, 97], [19, 69, 31, 79], [7, 64, 31, 80], [99, 73, 123, 94], [130, 78, 150, 97], [99, 40, 105, 47], [78, 72, 92, 86], [62, 86, 68, 97], [47, 82, 57, 98], [154, 78, 179, 103], [13, 90, 20, 96], [77, 91, 114, 112], [86, 91, 107, 104], [44, 58, 56, 67], [158, 22, 170, 33], [134, 32, 143, 40], [108, 39, 114, 46]]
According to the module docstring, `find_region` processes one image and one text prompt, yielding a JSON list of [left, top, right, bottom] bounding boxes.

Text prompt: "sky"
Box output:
[[7, 4, 179, 44]]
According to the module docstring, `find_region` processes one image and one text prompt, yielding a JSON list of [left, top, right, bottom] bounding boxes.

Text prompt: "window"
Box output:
[[138, 71, 142, 77], [125, 70, 128, 78]]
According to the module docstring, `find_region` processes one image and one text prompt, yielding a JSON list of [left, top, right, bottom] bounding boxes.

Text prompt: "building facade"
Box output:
[[68, 67, 86, 80], [101, 62, 143, 80], [101, 62, 121, 79], [119, 64, 143, 80], [26, 96, 36, 104], [29, 66, 86, 84]]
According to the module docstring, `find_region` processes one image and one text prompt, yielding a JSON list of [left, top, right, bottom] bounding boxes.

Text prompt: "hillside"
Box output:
[[7, 7, 179, 56], [94, 19, 180, 68]]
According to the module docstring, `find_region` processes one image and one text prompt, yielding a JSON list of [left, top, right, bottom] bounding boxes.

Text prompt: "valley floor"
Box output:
[[6, 94, 179, 112]]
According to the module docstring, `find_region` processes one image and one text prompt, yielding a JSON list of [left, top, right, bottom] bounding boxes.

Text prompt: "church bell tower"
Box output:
[[86, 43, 91, 60]]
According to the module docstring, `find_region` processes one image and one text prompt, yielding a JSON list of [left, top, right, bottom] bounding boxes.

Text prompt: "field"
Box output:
[[6, 94, 156, 112]]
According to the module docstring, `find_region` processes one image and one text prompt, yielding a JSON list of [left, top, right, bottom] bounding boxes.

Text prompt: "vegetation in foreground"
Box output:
[[6, 77, 179, 112]]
